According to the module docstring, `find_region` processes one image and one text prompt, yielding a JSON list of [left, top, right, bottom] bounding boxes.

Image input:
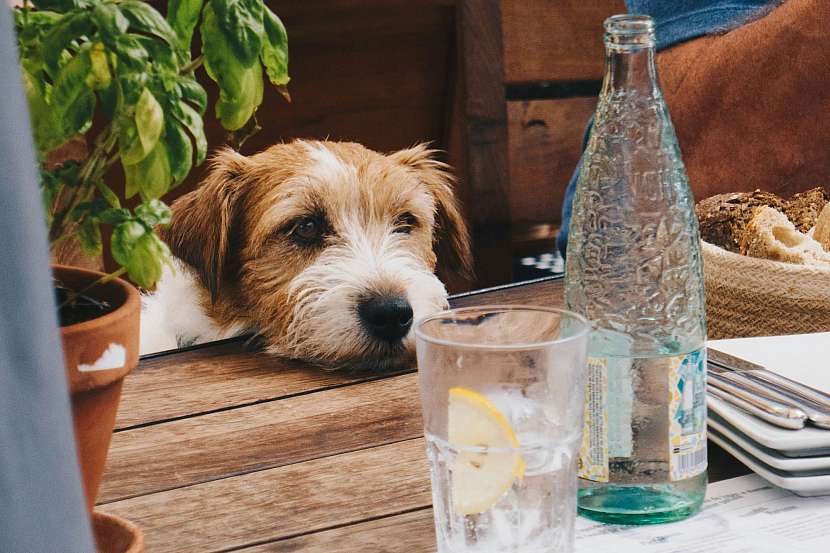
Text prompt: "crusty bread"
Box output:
[[813, 203, 830, 252], [696, 190, 786, 252], [740, 206, 830, 266], [782, 187, 829, 232]]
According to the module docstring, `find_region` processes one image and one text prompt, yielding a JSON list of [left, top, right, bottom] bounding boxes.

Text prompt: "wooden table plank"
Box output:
[[451, 277, 564, 308], [100, 439, 432, 553], [101, 374, 422, 503], [118, 278, 563, 430], [237, 508, 436, 553], [118, 340, 397, 430]]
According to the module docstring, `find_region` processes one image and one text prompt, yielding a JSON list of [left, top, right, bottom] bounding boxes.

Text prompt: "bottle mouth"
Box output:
[[604, 14, 656, 50]]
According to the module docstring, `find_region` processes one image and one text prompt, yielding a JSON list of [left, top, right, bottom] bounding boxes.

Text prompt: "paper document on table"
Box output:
[[575, 474, 830, 552]]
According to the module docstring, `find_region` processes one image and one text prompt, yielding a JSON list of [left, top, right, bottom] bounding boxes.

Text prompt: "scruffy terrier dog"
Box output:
[[140, 140, 471, 370]]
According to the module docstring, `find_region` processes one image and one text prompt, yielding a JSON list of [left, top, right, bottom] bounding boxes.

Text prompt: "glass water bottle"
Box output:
[[564, 14, 708, 525]]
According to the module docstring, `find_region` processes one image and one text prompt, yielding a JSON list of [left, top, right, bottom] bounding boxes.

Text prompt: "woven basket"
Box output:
[[702, 241, 830, 339]]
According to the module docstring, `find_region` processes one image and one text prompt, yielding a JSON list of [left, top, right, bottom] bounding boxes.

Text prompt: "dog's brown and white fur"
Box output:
[[140, 140, 471, 369]]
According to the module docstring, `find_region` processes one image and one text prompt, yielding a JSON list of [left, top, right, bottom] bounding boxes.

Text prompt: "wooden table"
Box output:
[[98, 277, 749, 552]]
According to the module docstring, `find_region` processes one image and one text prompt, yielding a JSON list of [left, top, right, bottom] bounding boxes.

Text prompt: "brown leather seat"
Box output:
[[657, 0, 830, 201]]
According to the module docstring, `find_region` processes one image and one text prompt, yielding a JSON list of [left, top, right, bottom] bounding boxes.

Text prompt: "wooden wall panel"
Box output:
[[159, 1, 457, 205], [501, 0, 625, 83], [507, 97, 596, 228]]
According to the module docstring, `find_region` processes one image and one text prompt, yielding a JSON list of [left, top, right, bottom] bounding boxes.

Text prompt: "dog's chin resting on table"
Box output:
[[139, 140, 471, 370]]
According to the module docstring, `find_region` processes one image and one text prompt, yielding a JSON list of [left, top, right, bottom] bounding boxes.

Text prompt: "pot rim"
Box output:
[[53, 264, 140, 338]]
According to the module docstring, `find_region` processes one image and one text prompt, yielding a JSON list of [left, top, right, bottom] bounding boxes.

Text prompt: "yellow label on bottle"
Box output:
[[578, 357, 609, 482]]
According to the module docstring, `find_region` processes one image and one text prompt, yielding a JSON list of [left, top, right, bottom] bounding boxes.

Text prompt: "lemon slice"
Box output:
[[448, 387, 525, 515]]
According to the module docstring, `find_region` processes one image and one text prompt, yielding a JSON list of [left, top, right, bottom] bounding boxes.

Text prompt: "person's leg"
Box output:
[[657, 0, 830, 200]]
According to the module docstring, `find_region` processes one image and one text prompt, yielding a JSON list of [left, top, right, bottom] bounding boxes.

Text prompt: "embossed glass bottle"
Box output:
[[564, 15, 707, 524]]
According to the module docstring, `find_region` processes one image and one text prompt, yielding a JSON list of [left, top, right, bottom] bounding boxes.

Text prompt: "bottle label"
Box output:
[[668, 349, 708, 481], [578, 357, 610, 482], [578, 350, 707, 483]]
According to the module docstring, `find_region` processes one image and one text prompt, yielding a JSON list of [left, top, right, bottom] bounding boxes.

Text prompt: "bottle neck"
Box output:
[[601, 44, 660, 98]]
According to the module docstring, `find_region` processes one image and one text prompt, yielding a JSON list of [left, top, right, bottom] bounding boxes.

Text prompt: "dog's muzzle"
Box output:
[[357, 294, 414, 343]]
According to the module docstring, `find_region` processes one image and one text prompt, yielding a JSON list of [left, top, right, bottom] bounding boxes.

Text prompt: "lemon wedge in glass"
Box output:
[[448, 387, 525, 515]]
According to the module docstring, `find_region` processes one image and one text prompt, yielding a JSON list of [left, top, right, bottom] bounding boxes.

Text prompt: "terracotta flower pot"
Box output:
[[93, 511, 144, 553], [54, 265, 140, 513]]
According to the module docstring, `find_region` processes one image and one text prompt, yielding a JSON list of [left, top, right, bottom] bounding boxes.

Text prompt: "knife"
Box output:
[[709, 364, 830, 430], [707, 372, 807, 429], [707, 348, 830, 410]]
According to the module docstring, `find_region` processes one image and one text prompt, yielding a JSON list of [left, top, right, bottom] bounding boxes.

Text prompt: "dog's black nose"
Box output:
[[358, 295, 414, 342]]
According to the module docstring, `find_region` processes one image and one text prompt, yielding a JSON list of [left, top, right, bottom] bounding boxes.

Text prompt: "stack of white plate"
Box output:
[[707, 333, 830, 497]]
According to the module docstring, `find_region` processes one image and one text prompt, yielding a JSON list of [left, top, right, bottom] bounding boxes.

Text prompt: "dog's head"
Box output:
[[165, 140, 471, 369]]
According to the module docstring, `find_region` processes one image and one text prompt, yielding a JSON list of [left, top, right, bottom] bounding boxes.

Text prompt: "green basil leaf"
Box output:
[[164, 119, 193, 185], [98, 77, 118, 120], [119, 1, 183, 58], [135, 87, 164, 154], [261, 7, 289, 87], [171, 100, 207, 165], [91, 2, 129, 40], [40, 169, 63, 225], [119, 117, 147, 166], [92, 4, 149, 71], [84, 42, 111, 90], [134, 35, 177, 70], [97, 207, 131, 225], [51, 50, 95, 140], [201, 4, 243, 98], [97, 181, 121, 208], [131, 233, 169, 288], [217, 61, 262, 131], [111, 220, 145, 266], [177, 75, 207, 114], [77, 216, 102, 256], [118, 71, 149, 106], [123, 140, 173, 200], [113, 34, 149, 71], [167, 0, 203, 52], [22, 70, 61, 153], [209, 0, 263, 68], [42, 11, 92, 78], [111, 220, 170, 288], [16, 10, 62, 44], [135, 198, 173, 228]]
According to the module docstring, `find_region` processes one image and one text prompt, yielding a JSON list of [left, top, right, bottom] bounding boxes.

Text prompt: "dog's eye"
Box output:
[[393, 212, 419, 234], [291, 217, 324, 245]]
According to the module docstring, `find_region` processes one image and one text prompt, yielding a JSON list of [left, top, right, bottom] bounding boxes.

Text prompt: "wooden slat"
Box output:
[[118, 341, 382, 429], [101, 374, 422, 503], [447, 0, 512, 288], [238, 508, 436, 552], [502, 0, 625, 83], [451, 277, 564, 309], [100, 439, 432, 553], [119, 280, 565, 431], [508, 98, 597, 227]]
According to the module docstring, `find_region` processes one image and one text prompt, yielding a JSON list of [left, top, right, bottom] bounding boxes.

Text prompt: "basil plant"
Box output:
[[14, 0, 289, 288]]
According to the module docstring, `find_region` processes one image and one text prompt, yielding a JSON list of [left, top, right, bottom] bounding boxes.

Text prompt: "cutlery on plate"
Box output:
[[707, 348, 830, 410], [707, 373, 807, 429], [709, 364, 830, 430]]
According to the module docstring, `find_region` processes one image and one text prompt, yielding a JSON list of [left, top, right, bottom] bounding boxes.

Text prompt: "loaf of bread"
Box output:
[[813, 203, 830, 252], [782, 187, 829, 232], [696, 190, 786, 252], [740, 206, 830, 266]]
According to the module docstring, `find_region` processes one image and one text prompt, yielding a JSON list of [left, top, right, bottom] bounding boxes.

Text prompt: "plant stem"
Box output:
[[180, 55, 204, 75], [57, 266, 127, 310], [48, 125, 118, 242]]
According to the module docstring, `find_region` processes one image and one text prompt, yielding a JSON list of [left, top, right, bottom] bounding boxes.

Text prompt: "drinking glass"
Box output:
[[415, 306, 590, 553]]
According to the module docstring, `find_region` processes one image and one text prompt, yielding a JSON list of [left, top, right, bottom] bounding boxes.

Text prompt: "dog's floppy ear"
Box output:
[[391, 144, 473, 279], [164, 148, 250, 303]]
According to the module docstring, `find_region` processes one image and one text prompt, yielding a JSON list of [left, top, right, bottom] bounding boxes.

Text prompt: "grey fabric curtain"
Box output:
[[0, 4, 95, 552]]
